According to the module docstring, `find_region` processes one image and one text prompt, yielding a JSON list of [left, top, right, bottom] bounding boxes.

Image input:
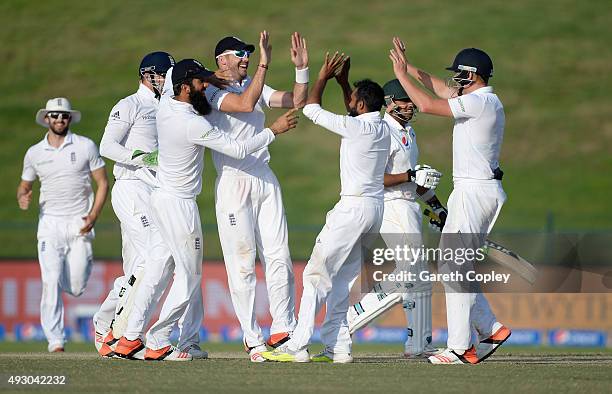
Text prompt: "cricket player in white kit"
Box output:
[[264, 53, 392, 363], [114, 59, 298, 361], [17, 98, 108, 352], [205, 32, 308, 361], [93, 52, 205, 359], [344, 77, 445, 358], [389, 37, 511, 364]]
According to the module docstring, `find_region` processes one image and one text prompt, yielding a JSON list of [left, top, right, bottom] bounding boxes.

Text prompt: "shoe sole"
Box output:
[[477, 327, 512, 363]]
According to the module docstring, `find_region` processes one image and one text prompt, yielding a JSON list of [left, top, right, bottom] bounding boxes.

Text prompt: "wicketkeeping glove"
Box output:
[[408, 164, 442, 189]]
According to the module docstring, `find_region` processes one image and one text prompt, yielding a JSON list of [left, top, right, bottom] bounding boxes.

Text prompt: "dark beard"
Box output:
[[49, 124, 69, 136], [189, 85, 212, 116], [348, 107, 359, 117]]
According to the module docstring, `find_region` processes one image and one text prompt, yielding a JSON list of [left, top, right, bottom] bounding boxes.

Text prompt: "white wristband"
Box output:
[[295, 67, 309, 84]]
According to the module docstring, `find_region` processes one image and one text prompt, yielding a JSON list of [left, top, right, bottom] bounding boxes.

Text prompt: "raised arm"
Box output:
[[389, 37, 453, 117], [335, 57, 352, 112], [214, 31, 271, 113], [268, 32, 309, 109]]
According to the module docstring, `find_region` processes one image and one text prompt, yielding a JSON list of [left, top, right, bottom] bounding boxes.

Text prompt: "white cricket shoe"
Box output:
[[428, 346, 478, 364], [310, 350, 353, 364], [248, 344, 268, 363], [48, 343, 64, 353], [144, 345, 192, 361], [181, 344, 208, 359]]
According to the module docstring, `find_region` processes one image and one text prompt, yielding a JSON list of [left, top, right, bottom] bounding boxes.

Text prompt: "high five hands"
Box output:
[[318, 51, 349, 80]]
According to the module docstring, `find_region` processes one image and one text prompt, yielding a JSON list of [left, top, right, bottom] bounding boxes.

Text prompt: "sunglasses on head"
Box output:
[[48, 112, 71, 120], [216, 50, 251, 59]]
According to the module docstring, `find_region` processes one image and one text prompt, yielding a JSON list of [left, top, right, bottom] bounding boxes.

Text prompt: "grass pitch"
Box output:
[[0, 343, 611, 393]]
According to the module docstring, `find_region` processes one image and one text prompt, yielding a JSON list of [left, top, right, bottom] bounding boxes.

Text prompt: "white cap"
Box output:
[[35, 97, 81, 127]]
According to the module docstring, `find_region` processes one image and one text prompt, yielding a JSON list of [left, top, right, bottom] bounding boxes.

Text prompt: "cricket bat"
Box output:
[[424, 208, 538, 284]]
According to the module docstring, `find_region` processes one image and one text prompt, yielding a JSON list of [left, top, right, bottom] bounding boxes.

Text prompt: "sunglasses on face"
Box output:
[[48, 112, 71, 120], [216, 50, 251, 59]]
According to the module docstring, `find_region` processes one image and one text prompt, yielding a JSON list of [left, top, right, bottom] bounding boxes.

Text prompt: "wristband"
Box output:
[[418, 188, 435, 202], [295, 67, 309, 84], [258, 64, 268, 69]]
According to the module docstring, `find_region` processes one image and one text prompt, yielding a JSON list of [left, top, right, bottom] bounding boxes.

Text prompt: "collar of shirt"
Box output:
[[169, 97, 198, 115], [383, 112, 408, 132], [137, 83, 158, 102], [43, 130, 74, 151], [470, 86, 494, 94], [355, 111, 382, 122]]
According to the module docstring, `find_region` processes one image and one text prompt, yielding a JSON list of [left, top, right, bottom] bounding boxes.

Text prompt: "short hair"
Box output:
[[353, 79, 385, 112], [172, 79, 194, 96]]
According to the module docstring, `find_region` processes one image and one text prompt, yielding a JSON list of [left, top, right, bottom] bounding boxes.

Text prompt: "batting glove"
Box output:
[[408, 164, 442, 189]]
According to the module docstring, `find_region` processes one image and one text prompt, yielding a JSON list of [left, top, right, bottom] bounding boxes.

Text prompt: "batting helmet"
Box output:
[[383, 79, 411, 102], [445, 48, 493, 78], [139, 51, 175, 77]]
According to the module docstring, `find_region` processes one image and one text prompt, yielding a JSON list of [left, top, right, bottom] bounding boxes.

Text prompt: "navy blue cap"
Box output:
[[171, 59, 215, 85]]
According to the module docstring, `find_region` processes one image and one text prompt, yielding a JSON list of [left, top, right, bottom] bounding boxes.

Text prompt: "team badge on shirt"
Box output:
[[70, 152, 76, 163]]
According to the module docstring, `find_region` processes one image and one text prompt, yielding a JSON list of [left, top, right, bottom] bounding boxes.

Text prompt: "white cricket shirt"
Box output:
[[382, 113, 419, 201], [99, 84, 159, 180], [155, 95, 275, 199], [303, 104, 390, 199], [21, 131, 106, 216], [204, 76, 277, 175], [448, 86, 504, 180]]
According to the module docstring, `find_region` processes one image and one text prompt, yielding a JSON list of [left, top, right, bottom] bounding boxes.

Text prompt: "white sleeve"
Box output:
[[303, 103, 359, 138], [448, 93, 484, 120], [99, 99, 135, 164], [385, 137, 400, 173], [186, 117, 275, 159], [261, 84, 277, 108], [21, 149, 37, 181], [162, 67, 174, 97], [86, 139, 106, 171], [205, 85, 229, 110]]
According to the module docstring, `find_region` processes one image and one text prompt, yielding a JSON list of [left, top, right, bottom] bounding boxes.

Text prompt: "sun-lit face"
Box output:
[[386, 99, 416, 123], [217, 50, 250, 81], [45, 112, 71, 135]]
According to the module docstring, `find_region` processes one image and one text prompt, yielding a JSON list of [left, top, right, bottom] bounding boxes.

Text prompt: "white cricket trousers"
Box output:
[[215, 168, 296, 347], [379, 198, 432, 354], [139, 190, 204, 350], [441, 179, 506, 352], [288, 196, 384, 353], [37, 214, 93, 348], [94, 180, 160, 332]]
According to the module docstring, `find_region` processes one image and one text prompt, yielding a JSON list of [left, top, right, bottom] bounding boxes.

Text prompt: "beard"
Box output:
[[49, 121, 69, 136], [189, 83, 212, 116], [348, 107, 359, 117]]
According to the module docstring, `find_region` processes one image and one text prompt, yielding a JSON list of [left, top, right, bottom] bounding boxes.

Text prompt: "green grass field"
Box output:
[[0, 0, 611, 259], [0, 343, 611, 393]]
